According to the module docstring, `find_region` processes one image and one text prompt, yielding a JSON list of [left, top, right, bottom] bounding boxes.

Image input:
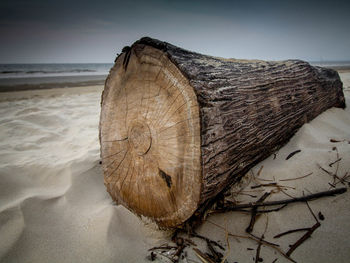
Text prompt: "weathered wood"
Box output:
[[99, 37, 345, 228]]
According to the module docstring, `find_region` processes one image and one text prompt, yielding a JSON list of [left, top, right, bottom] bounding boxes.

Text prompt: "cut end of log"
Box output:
[[99, 44, 202, 227]]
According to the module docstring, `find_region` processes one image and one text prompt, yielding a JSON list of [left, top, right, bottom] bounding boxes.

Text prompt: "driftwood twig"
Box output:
[[329, 158, 342, 167], [251, 183, 277, 189], [214, 188, 346, 213], [286, 150, 301, 160], [274, 228, 311, 239], [193, 247, 215, 263], [207, 220, 297, 263], [255, 234, 264, 263], [279, 172, 313, 182], [286, 222, 321, 257], [246, 192, 270, 233]]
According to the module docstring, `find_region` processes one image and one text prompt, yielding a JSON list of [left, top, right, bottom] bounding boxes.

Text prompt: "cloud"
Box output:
[[0, 0, 349, 62]]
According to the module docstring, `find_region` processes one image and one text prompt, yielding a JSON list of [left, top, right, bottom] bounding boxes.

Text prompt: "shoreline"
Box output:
[[0, 85, 104, 102], [0, 74, 106, 92]]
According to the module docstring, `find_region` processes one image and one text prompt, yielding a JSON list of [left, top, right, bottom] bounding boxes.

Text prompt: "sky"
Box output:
[[0, 0, 349, 63]]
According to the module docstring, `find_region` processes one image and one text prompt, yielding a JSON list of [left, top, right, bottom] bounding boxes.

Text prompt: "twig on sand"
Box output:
[[286, 150, 301, 160], [286, 222, 321, 257], [330, 138, 348, 143], [255, 234, 264, 263], [207, 220, 297, 263], [274, 228, 311, 239], [193, 248, 215, 263], [246, 192, 270, 233], [148, 233, 190, 262], [147, 179, 347, 262], [212, 188, 347, 213], [249, 232, 280, 247], [148, 245, 177, 251], [285, 200, 320, 257], [329, 158, 342, 167], [255, 216, 269, 263], [206, 240, 223, 262], [318, 162, 349, 186], [191, 232, 225, 250], [256, 204, 288, 213], [305, 200, 318, 223], [257, 166, 264, 177], [251, 183, 277, 189], [318, 165, 333, 176], [190, 230, 227, 263], [279, 172, 313, 182], [221, 217, 231, 263]]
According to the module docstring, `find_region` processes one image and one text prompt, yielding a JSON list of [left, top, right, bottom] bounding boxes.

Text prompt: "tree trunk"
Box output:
[[99, 37, 345, 228]]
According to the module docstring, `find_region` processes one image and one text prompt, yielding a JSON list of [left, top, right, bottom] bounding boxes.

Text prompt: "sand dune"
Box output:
[[0, 74, 350, 262]]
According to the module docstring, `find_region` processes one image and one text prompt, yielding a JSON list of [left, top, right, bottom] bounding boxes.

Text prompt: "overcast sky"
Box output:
[[0, 0, 349, 63]]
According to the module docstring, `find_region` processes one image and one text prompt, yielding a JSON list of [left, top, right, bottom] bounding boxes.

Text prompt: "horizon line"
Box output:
[[2, 59, 350, 64]]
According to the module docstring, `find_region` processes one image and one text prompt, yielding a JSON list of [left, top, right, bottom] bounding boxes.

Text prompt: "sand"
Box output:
[[0, 73, 350, 263]]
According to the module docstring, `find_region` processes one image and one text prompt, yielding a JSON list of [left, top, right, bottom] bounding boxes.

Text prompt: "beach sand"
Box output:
[[0, 73, 349, 263]]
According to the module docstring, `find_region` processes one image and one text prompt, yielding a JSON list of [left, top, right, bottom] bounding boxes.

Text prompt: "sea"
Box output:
[[0, 63, 113, 92], [309, 60, 350, 69], [0, 61, 349, 92]]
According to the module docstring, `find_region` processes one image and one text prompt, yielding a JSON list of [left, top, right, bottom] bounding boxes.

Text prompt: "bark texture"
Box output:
[[100, 37, 345, 228]]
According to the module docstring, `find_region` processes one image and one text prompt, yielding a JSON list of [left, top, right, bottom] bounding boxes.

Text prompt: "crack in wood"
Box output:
[[122, 46, 132, 70], [159, 169, 172, 188]]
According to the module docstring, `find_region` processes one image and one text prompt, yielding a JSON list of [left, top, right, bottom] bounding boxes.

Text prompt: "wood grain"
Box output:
[[100, 45, 201, 227]]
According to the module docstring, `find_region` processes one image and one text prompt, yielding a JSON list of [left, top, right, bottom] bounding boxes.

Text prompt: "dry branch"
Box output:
[[213, 188, 347, 213], [286, 222, 321, 257], [274, 228, 311, 239]]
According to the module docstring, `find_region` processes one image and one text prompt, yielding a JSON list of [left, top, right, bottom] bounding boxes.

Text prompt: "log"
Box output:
[[99, 37, 345, 228]]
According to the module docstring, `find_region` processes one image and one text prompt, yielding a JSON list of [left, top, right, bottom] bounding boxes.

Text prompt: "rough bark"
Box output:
[[99, 37, 345, 228]]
